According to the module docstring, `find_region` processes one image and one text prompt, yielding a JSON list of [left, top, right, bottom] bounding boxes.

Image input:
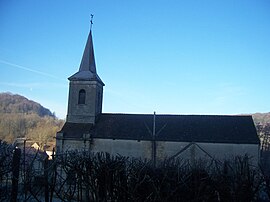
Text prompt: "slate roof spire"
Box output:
[[79, 30, 96, 73], [79, 14, 96, 73], [69, 16, 104, 85]]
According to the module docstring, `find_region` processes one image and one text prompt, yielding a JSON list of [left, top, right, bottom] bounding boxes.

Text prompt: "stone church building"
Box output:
[[56, 28, 260, 165]]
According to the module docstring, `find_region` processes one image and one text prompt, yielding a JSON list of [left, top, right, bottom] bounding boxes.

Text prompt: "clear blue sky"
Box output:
[[1, 0, 270, 119]]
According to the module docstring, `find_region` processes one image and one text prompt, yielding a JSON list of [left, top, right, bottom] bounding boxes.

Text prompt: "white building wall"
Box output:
[[91, 139, 259, 165], [56, 136, 259, 165], [156, 141, 259, 165], [91, 139, 152, 159]]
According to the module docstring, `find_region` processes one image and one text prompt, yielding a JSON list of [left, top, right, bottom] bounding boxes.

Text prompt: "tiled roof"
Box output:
[[59, 113, 259, 144]]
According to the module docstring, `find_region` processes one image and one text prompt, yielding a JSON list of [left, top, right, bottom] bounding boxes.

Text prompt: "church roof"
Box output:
[[59, 114, 259, 144], [69, 31, 104, 85]]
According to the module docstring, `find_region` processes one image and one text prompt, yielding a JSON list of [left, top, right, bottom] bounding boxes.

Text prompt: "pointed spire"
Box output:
[[79, 14, 95, 73], [69, 16, 104, 85], [79, 30, 96, 73]]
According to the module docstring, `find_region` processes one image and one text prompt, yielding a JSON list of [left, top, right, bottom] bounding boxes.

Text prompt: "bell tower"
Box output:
[[66, 23, 104, 124]]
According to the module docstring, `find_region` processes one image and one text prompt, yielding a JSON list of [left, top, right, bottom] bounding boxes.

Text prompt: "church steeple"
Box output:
[[79, 31, 96, 73], [66, 20, 104, 124], [68, 30, 104, 85], [69, 16, 104, 85]]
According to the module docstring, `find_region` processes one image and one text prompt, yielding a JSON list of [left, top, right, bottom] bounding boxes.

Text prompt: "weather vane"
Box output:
[[90, 14, 94, 31]]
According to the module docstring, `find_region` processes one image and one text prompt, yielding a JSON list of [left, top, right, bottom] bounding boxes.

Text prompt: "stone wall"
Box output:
[[56, 135, 259, 165], [66, 80, 103, 124]]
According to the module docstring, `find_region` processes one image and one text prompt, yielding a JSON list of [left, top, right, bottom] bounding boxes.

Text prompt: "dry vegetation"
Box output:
[[0, 147, 267, 201], [252, 112, 270, 126], [0, 92, 64, 146]]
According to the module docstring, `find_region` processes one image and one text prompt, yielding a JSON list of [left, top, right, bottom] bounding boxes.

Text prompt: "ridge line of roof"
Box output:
[[100, 113, 252, 117]]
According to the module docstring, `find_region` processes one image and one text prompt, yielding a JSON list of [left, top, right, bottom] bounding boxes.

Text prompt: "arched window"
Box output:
[[78, 89, 86, 104]]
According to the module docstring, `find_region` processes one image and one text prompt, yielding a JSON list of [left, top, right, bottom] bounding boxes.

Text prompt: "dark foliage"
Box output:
[[54, 152, 264, 202], [0, 143, 268, 202]]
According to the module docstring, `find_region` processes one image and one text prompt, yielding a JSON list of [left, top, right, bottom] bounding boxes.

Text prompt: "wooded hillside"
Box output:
[[0, 92, 64, 146], [0, 92, 55, 117]]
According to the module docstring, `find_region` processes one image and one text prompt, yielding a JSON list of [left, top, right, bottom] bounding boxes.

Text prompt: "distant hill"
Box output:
[[251, 112, 270, 125], [251, 113, 270, 144], [0, 92, 55, 117], [0, 92, 64, 146]]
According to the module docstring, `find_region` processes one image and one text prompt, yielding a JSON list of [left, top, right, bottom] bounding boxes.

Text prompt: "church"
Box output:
[[56, 26, 260, 165]]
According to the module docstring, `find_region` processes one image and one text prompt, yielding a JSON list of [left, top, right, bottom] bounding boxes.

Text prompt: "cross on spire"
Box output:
[[90, 14, 94, 31]]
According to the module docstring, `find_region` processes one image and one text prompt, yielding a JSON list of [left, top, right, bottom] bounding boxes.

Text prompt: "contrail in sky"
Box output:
[[0, 59, 65, 81]]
